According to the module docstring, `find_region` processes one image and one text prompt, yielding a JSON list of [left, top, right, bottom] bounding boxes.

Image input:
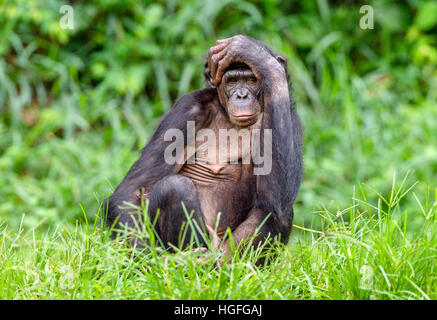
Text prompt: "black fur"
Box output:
[[105, 35, 303, 254]]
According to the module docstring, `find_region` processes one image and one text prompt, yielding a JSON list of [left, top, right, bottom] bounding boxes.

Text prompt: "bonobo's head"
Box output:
[[217, 63, 262, 127]]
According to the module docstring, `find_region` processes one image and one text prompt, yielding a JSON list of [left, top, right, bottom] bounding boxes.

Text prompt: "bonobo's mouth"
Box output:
[[230, 112, 259, 126], [234, 114, 255, 120]]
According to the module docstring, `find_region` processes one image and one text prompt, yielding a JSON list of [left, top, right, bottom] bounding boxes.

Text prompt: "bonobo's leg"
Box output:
[[221, 208, 284, 265], [147, 174, 208, 250]]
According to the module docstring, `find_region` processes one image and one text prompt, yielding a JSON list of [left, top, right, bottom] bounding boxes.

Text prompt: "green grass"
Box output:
[[1, 0, 436, 299], [1, 176, 436, 299]]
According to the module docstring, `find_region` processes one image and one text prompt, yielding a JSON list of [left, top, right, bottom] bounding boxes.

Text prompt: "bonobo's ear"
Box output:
[[203, 59, 216, 88], [276, 55, 288, 74]]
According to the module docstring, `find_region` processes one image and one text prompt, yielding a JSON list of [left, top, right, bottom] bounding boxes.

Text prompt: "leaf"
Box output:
[[415, 1, 437, 30]]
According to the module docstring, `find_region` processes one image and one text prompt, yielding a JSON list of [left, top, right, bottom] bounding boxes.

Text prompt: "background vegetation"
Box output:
[[0, 0, 436, 299]]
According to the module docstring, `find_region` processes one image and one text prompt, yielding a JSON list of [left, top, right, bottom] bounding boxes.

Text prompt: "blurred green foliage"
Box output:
[[0, 0, 436, 231]]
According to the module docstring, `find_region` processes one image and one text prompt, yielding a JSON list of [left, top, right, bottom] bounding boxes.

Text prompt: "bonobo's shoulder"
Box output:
[[173, 88, 219, 112], [155, 88, 218, 133]]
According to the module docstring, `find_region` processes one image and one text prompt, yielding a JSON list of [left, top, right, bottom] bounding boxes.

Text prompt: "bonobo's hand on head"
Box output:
[[207, 35, 287, 87]]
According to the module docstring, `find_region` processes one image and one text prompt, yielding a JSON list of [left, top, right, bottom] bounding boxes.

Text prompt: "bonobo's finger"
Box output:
[[214, 38, 231, 46], [192, 247, 209, 264], [210, 50, 227, 83], [196, 257, 205, 264], [208, 43, 228, 72], [214, 56, 232, 87], [193, 247, 208, 253], [211, 54, 230, 86], [208, 41, 228, 59]]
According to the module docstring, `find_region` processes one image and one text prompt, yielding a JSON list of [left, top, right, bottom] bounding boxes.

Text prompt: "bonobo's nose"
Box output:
[[236, 89, 249, 100]]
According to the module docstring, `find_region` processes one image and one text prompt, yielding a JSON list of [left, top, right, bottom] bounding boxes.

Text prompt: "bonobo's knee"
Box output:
[[149, 174, 198, 206], [147, 174, 203, 224], [148, 175, 206, 249]]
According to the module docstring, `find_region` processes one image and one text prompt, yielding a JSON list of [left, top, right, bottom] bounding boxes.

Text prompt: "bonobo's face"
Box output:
[[218, 64, 262, 127]]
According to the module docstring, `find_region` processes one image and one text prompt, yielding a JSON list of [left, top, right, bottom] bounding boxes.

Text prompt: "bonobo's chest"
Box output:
[[179, 159, 254, 233], [179, 109, 262, 185], [179, 127, 250, 184], [180, 162, 243, 184], [178, 110, 262, 231]]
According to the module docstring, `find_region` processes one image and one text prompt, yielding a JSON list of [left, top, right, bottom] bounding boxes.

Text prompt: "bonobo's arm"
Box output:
[[208, 35, 303, 245], [105, 90, 212, 230]]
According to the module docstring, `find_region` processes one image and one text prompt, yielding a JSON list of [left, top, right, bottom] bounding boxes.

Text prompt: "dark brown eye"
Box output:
[[227, 77, 237, 83], [248, 76, 257, 82]]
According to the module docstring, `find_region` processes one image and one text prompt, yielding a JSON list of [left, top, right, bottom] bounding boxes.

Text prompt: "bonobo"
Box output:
[[105, 35, 303, 261]]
